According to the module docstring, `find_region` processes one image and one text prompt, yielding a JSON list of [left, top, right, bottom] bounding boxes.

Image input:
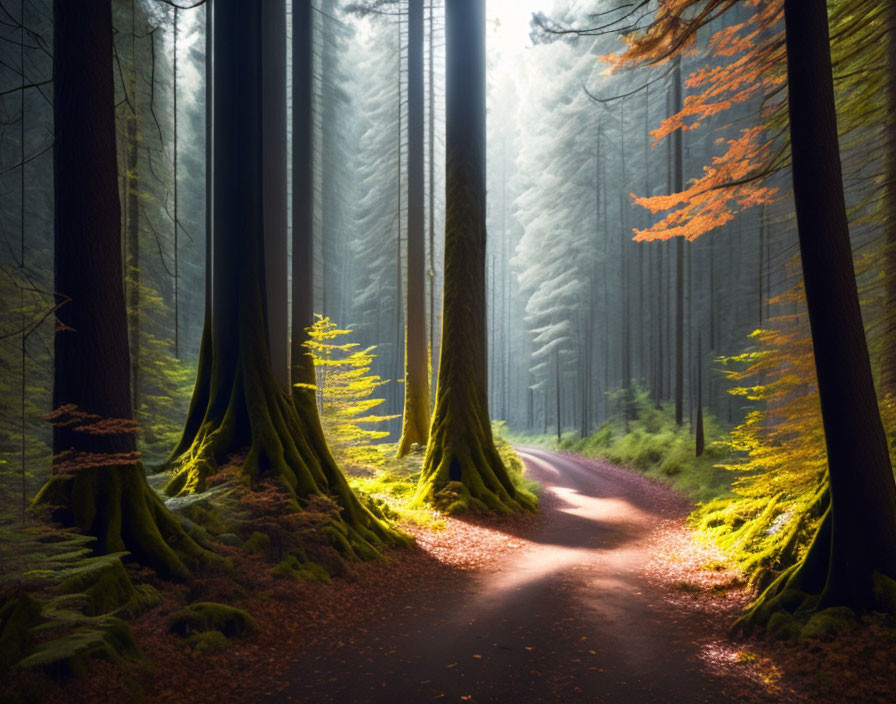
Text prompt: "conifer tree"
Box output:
[[166, 0, 396, 555], [34, 0, 210, 580], [415, 0, 534, 513]]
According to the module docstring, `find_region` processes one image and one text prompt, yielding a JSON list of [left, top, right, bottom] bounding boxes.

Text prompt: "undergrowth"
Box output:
[[558, 396, 733, 505], [346, 422, 537, 526]]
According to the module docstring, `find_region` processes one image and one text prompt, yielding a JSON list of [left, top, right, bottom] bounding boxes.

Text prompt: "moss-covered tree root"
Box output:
[[736, 508, 896, 636], [166, 351, 404, 559], [34, 465, 213, 582], [415, 382, 536, 514]]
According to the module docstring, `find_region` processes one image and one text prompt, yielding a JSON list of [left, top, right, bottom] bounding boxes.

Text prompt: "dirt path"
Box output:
[[263, 448, 774, 704]]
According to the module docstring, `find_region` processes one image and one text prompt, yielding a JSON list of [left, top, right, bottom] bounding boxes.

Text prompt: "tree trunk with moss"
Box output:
[[397, 0, 432, 457], [292, 0, 316, 398], [167, 0, 395, 555], [414, 0, 533, 514], [880, 2, 896, 399], [34, 0, 209, 582], [741, 0, 896, 630]]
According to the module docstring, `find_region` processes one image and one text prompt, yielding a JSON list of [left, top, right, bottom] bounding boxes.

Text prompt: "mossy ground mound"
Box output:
[[56, 555, 161, 619], [168, 602, 258, 639]]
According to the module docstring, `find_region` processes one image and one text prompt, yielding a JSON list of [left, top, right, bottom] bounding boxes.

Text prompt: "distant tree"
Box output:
[[415, 0, 534, 513], [397, 0, 432, 457]]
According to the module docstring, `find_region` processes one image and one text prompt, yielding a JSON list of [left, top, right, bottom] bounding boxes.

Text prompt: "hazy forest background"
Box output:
[[1, 0, 896, 699]]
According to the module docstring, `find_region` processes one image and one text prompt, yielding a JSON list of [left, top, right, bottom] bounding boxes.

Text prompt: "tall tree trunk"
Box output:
[[672, 56, 685, 426], [743, 0, 896, 626], [35, 0, 209, 580], [695, 334, 704, 457], [166, 0, 396, 555], [169, 0, 213, 466], [415, 0, 533, 513], [292, 0, 315, 392], [125, 0, 141, 424], [428, 0, 438, 394], [555, 349, 561, 443], [263, 0, 289, 391], [172, 7, 180, 359], [880, 3, 896, 398], [398, 0, 431, 456], [19, 0, 26, 521]]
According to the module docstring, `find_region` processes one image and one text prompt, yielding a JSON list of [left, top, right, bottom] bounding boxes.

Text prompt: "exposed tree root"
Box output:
[[415, 384, 536, 514], [166, 347, 405, 559], [33, 465, 214, 581], [735, 507, 896, 637]]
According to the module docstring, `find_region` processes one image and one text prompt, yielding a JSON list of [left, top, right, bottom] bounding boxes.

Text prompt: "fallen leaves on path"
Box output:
[[14, 511, 540, 704], [643, 519, 896, 704]]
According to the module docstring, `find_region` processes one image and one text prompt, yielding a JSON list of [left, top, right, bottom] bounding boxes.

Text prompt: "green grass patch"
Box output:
[[555, 404, 733, 504]]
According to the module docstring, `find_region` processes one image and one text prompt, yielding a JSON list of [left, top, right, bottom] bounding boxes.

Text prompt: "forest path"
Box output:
[[263, 448, 769, 704]]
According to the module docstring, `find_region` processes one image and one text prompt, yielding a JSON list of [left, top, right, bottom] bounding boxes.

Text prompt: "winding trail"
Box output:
[[265, 448, 768, 703]]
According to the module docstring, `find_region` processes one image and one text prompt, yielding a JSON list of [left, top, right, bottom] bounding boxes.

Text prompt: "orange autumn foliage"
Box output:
[[605, 0, 785, 242], [632, 127, 779, 241]]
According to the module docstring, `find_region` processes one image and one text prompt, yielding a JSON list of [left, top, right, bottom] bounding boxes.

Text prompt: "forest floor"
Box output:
[[15, 449, 896, 704]]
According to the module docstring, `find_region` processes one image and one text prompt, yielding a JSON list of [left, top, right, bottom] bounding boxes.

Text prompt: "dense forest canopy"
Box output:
[[1, 0, 896, 701]]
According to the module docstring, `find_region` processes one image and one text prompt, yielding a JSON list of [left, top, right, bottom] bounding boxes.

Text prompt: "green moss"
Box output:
[[56, 555, 161, 619], [432, 481, 490, 514], [0, 593, 44, 672], [216, 533, 241, 547], [270, 555, 330, 583], [242, 531, 271, 556], [188, 629, 229, 653], [168, 602, 258, 638], [765, 611, 801, 641], [799, 607, 854, 641], [872, 572, 896, 615], [15, 616, 138, 679], [178, 503, 228, 535]]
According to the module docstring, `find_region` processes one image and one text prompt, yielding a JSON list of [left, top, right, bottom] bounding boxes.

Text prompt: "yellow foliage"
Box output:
[[301, 316, 397, 470], [696, 285, 828, 588]]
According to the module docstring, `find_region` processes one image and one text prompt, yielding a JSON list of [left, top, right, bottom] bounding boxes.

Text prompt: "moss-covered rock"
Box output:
[[242, 531, 270, 556], [872, 572, 896, 617], [0, 592, 44, 672], [168, 602, 258, 638], [15, 616, 138, 679], [765, 611, 802, 641], [270, 555, 330, 583], [56, 556, 161, 619], [799, 607, 855, 641], [188, 629, 229, 654], [216, 533, 241, 547]]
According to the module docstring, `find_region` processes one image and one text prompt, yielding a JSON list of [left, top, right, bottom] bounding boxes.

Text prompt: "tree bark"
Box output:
[[415, 0, 533, 513], [263, 0, 289, 392], [35, 0, 209, 581], [743, 0, 896, 625], [125, 0, 140, 422], [166, 0, 396, 556], [880, 2, 896, 398], [672, 56, 684, 426], [396, 0, 431, 456], [292, 0, 315, 393]]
